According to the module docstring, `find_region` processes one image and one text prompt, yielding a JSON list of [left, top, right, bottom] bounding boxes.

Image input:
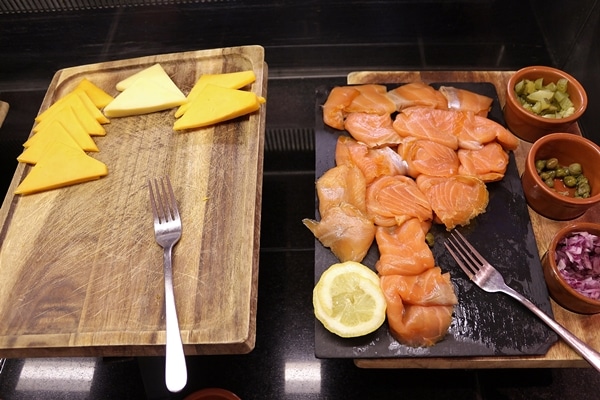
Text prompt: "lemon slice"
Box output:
[[313, 261, 386, 338]]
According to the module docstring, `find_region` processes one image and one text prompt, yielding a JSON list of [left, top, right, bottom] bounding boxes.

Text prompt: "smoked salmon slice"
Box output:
[[384, 300, 454, 347], [416, 174, 489, 230], [335, 136, 407, 184], [379, 268, 458, 306], [303, 202, 375, 263], [392, 107, 461, 150], [379, 267, 457, 346], [400, 137, 459, 178], [315, 164, 367, 216], [457, 111, 519, 151], [458, 142, 509, 182], [345, 84, 397, 115], [439, 86, 493, 117], [387, 82, 448, 111], [375, 219, 435, 276], [323, 86, 361, 130], [344, 112, 403, 147], [366, 175, 433, 227]]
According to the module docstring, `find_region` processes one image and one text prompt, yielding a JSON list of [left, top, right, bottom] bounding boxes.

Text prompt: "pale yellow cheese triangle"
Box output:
[[26, 107, 98, 152], [175, 70, 256, 118], [173, 84, 265, 131], [17, 120, 81, 164], [104, 78, 186, 118], [115, 63, 185, 99], [74, 78, 114, 108], [15, 141, 108, 195]]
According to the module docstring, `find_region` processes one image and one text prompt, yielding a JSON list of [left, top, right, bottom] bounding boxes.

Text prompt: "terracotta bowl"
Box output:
[[541, 222, 600, 314], [504, 66, 587, 142], [521, 133, 600, 220], [184, 388, 241, 400]]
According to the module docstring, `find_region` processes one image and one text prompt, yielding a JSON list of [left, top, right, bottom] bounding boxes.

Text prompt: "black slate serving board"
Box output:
[[313, 82, 558, 358]]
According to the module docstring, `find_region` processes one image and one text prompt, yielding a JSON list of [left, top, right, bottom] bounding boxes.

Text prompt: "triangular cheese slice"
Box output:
[[173, 84, 265, 131], [115, 63, 185, 98], [104, 78, 186, 118], [15, 141, 108, 195], [17, 120, 81, 164], [35, 102, 106, 136], [35, 90, 109, 125], [175, 70, 256, 118], [74, 78, 114, 108], [26, 107, 98, 152]]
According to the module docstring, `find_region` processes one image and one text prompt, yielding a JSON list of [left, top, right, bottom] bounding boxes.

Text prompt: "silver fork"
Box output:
[[445, 230, 600, 372], [149, 177, 187, 392]]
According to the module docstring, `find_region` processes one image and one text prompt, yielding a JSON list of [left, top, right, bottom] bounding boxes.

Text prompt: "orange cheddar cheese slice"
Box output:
[[15, 141, 108, 195]]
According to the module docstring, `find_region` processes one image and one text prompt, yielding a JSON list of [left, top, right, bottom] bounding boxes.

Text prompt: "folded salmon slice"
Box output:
[[323, 86, 361, 130], [315, 163, 367, 216], [375, 219, 435, 276], [345, 84, 397, 115], [439, 86, 493, 117], [303, 202, 375, 263], [344, 112, 403, 147], [379, 268, 458, 306], [458, 142, 509, 182], [416, 174, 489, 230], [366, 175, 433, 227], [381, 275, 455, 347], [387, 82, 448, 111], [400, 137, 460, 178], [335, 136, 407, 184]]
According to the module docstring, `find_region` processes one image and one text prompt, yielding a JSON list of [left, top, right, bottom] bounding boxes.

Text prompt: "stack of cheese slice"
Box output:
[[15, 79, 112, 195], [173, 70, 266, 131], [103, 63, 187, 118]]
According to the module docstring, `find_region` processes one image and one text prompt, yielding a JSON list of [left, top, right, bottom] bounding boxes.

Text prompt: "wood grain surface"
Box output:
[[0, 46, 266, 357], [348, 71, 600, 369]]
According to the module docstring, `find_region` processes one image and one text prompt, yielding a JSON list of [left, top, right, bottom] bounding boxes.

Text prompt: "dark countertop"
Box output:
[[1, 1, 600, 399]]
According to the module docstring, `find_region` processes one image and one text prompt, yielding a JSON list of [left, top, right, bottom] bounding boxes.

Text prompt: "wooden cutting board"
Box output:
[[0, 45, 266, 357]]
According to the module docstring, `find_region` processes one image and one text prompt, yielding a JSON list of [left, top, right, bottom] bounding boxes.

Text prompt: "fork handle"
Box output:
[[504, 286, 600, 372], [163, 246, 188, 392]]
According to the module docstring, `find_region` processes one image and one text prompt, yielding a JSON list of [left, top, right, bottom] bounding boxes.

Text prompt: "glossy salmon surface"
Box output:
[[400, 137, 460, 178], [439, 85, 493, 117], [303, 202, 375, 263], [458, 141, 509, 182], [387, 82, 448, 111], [344, 112, 403, 147], [335, 136, 407, 184], [323, 86, 360, 130], [345, 84, 397, 115], [366, 175, 433, 227], [416, 174, 489, 230], [375, 219, 435, 276]]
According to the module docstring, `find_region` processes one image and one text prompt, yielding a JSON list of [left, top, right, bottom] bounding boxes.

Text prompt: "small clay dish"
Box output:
[[541, 222, 600, 314], [184, 388, 241, 400], [521, 133, 600, 220], [504, 66, 587, 142]]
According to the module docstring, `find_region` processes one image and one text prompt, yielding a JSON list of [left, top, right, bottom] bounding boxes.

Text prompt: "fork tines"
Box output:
[[444, 231, 483, 279], [149, 177, 180, 224]]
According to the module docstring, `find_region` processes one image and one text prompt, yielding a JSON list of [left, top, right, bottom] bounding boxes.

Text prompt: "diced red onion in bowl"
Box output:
[[555, 231, 600, 300]]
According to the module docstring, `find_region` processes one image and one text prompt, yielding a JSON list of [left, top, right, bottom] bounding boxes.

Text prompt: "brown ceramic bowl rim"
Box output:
[[507, 66, 588, 124], [526, 133, 600, 206], [547, 222, 600, 306], [184, 388, 241, 400]]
